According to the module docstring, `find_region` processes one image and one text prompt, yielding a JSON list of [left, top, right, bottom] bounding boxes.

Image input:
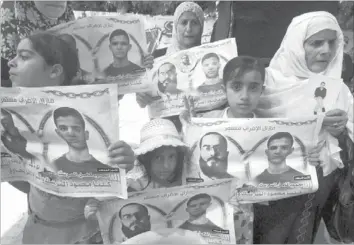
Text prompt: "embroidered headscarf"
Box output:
[[166, 1, 204, 55], [268, 11, 343, 81]]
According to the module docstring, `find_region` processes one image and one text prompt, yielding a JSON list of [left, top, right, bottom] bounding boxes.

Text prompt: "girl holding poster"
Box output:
[[5, 32, 136, 244]]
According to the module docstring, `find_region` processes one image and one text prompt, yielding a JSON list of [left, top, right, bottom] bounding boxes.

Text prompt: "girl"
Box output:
[[6, 32, 135, 244]]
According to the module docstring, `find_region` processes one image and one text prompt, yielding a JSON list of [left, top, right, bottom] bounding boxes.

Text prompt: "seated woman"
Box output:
[[6, 32, 135, 244]]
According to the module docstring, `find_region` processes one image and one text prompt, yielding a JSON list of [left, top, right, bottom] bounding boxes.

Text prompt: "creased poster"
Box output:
[[147, 38, 237, 118], [183, 117, 322, 203], [48, 16, 149, 94], [97, 180, 236, 244], [1, 84, 128, 198], [256, 75, 346, 118]]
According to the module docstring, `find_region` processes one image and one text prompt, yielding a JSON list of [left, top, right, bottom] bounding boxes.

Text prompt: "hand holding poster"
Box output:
[[183, 117, 323, 203], [48, 16, 149, 94], [97, 180, 236, 244], [148, 38, 237, 118], [1, 84, 128, 198]]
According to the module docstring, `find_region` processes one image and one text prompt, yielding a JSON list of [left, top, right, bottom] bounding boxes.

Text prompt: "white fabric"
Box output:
[[166, 2, 204, 55], [222, 107, 256, 119], [268, 11, 343, 80], [134, 118, 187, 156], [263, 11, 353, 176]]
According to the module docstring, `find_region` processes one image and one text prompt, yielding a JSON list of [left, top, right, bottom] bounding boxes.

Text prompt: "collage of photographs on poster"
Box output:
[[1, 10, 352, 245], [147, 38, 236, 118]]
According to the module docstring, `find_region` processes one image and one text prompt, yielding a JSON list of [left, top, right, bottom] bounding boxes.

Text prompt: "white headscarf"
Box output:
[[166, 2, 204, 55], [268, 11, 343, 80], [261, 12, 353, 176]]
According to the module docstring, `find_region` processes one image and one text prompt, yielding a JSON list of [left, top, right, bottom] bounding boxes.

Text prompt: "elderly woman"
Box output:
[[136, 1, 227, 132], [254, 11, 353, 244]]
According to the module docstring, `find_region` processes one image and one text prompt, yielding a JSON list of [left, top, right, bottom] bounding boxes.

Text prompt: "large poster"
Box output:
[[97, 180, 236, 244], [1, 84, 128, 198], [183, 117, 323, 203], [48, 16, 149, 94], [147, 38, 237, 118]]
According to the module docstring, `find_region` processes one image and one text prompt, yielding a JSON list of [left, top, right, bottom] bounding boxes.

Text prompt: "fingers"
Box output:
[[108, 141, 136, 169]]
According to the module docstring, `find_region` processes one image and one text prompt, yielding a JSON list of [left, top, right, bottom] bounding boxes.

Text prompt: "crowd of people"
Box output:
[[1, 1, 353, 244]]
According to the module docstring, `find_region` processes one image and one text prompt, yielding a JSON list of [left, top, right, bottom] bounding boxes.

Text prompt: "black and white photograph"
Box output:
[[97, 180, 236, 244]]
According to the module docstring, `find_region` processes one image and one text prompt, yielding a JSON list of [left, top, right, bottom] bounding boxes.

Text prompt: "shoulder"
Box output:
[[52, 154, 66, 163], [129, 61, 142, 69], [197, 109, 225, 118], [153, 48, 167, 59]]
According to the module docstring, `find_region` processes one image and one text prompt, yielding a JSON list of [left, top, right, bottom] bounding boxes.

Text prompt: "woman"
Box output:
[[1, 1, 75, 87], [253, 11, 353, 244], [136, 2, 227, 132], [6, 32, 135, 244]]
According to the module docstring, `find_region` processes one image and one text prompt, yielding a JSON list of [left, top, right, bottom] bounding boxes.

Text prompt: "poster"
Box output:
[[48, 16, 149, 94], [97, 180, 236, 244], [183, 117, 322, 203], [147, 38, 237, 118], [1, 84, 128, 198], [256, 75, 346, 118]]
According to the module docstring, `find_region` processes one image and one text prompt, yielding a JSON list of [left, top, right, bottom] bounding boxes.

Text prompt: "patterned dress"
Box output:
[[1, 1, 75, 61]]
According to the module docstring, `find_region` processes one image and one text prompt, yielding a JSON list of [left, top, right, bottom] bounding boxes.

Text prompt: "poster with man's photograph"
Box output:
[[148, 38, 237, 118], [1, 84, 128, 198], [48, 15, 149, 94], [256, 75, 345, 118], [96, 180, 236, 244], [183, 117, 322, 202]]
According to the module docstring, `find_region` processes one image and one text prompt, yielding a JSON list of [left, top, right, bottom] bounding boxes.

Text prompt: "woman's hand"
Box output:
[[143, 54, 154, 70], [136, 93, 155, 108], [108, 141, 136, 171], [323, 109, 348, 137], [85, 199, 100, 220], [307, 140, 326, 167]]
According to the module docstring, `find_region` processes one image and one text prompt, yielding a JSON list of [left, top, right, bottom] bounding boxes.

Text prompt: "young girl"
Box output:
[[131, 118, 188, 191], [5, 32, 135, 244], [84, 118, 188, 220]]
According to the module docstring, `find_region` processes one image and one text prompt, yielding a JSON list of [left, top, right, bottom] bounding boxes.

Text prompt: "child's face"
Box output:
[[8, 39, 58, 87], [226, 70, 264, 118], [151, 146, 178, 181], [202, 57, 220, 79]]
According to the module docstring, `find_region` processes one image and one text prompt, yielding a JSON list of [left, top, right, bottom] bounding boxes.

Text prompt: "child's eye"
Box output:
[[231, 82, 242, 91], [250, 83, 261, 91], [19, 54, 29, 61]]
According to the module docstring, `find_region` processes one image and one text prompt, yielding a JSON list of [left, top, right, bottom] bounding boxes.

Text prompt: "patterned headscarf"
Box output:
[[166, 2, 204, 55]]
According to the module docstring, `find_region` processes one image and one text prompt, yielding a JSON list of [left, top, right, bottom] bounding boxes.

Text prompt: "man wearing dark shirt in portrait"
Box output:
[[255, 132, 303, 184], [52, 107, 109, 173], [314, 82, 327, 114], [104, 29, 143, 77], [179, 193, 223, 233]]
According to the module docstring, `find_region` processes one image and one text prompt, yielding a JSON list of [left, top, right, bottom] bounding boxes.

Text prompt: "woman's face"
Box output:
[[151, 146, 178, 181], [176, 11, 202, 49], [8, 39, 60, 87], [304, 29, 337, 73]]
